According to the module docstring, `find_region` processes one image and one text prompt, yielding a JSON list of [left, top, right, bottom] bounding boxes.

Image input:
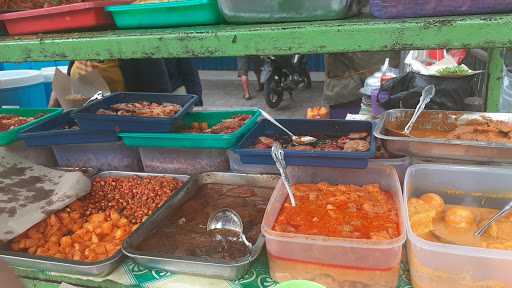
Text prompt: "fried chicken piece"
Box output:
[[255, 137, 274, 148], [336, 136, 351, 149], [343, 140, 370, 152], [288, 145, 315, 151], [348, 131, 369, 139]]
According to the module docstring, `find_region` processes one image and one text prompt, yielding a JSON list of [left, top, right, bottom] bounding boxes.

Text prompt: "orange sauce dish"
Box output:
[[272, 183, 400, 240]]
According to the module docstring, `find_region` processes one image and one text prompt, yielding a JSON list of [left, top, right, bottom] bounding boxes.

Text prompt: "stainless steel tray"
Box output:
[[374, 109, 512, 163], [0, 171, 191, 277], [123, 172, 280, 280]]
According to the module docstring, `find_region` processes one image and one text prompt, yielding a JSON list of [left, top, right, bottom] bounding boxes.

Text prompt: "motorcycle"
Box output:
[[262, 54, 312, 109]]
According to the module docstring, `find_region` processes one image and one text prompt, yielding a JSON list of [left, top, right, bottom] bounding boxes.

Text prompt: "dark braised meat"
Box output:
[[97, 102, 182, 118]]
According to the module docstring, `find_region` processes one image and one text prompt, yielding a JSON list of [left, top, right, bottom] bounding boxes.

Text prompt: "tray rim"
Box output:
[[374, 109, 512, 149]]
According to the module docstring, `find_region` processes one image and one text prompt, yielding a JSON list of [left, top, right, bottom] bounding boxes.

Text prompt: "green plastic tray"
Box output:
[[0, 108, 63, 146], [106, 0, 225, 29], [120, 109, 261, 149]]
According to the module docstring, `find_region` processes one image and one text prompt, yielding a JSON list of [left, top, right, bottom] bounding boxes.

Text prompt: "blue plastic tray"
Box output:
[[72, 92, 198, 133], [18, 110, 119, 147], [233, 119, 376, 169]]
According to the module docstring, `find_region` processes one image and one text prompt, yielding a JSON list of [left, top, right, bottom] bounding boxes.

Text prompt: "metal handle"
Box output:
[[83, 91, 104, 107], [474, 201, 512, 237], [404, 85, 436, 135], [260, 109, 296, 139], [272, 142, 296, 207]]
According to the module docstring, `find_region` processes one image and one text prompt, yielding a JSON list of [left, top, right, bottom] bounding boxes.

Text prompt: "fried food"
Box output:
[[444, 207, 476, 229], [420, 193, 445, 215], [252, 132, 371, 153], [10, 176, 183, 262], [183, 115, 251, 134], [0, 114, 45, 132], [97, 101, 182, 118]]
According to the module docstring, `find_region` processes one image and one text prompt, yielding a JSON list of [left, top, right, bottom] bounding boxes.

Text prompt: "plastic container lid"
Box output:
[[276, 280, 326, 288], [0, 0, 131, 20], [40, 66, 68, 82], [0, 70, 44, 89]]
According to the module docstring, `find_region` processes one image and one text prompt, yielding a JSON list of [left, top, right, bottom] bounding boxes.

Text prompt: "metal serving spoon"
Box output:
[[207, 208, 252, 249], [403, 85, 436, 135], [259, 109, 317, 145], [474, 201, 512, 237], [272, 142, 297, 207]]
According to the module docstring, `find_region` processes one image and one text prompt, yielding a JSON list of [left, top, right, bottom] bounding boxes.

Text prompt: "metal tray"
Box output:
[[374, 109, 512, 163], [123, 172, 280, 280], [0, 171, 191, 277]]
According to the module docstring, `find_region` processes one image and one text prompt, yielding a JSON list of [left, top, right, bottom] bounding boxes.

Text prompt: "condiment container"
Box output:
[[370, 0, 512, 19], [262, 165, 406, 288], [405, 164, 512, 288], [218, 0, 357, 24], [0, 1, 132, 35]]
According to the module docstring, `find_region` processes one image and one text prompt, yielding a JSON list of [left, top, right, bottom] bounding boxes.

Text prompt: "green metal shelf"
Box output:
[[1, 14, 512, 61], [0, 14, 510, 111]]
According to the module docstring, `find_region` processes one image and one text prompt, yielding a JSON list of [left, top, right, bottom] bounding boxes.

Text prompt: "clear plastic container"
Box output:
[[52, 142, 142, 172], [404, 164, 512, 288], [262, 165, 406, 288], [140, 148, 229, 175], [370, 0, 512, 19], [228, 150, 410, 183], [218, 0, 356, 24]]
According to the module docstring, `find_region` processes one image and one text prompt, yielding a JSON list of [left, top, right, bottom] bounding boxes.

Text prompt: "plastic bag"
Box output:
[[379, 71, 477, 111]]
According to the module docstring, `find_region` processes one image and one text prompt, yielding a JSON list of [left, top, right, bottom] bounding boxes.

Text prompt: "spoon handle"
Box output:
[[404, 85, 435, 135], [260, 109, 296, 139], [272, 143, 297, 207], [475, 201, 512, 237]]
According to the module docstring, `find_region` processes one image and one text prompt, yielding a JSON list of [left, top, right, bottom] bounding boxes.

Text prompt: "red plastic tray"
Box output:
[[0, 0, 132, 35]]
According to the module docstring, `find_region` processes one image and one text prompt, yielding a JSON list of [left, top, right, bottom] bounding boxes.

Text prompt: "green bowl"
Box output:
[[276, 280, 326, 288]]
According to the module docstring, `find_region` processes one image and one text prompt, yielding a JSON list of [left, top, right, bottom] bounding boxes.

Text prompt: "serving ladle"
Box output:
[[259, 109, 317, 145], [402, 85, 436, 136], [207, 208, 252, 249], [474, 201, 512, 237]]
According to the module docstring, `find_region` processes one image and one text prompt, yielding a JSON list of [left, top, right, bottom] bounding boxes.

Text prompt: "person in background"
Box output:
[[237, 56, 264, 100], [49, 58, 203, 107], [323, 52, 401, 119]]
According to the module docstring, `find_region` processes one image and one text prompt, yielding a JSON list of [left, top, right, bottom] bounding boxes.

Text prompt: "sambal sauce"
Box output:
[[272, 183, 400, 240]]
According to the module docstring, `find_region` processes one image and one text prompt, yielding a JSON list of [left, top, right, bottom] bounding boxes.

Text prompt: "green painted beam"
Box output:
[[1, 14, 512, 61], [486, 48, 504, 112]]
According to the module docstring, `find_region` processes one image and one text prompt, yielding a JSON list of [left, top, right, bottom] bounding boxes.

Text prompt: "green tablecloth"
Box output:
[[15, 252, 412, 288]]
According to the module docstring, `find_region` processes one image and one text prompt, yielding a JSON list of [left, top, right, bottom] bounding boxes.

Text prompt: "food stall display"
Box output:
[[123, 173, 279, 280], [0, 172, 190, 276], [262, 165, 405, 288], [405, 165, 512, 288], [375, 109, 512, 163], [1, 1, 512, 286]]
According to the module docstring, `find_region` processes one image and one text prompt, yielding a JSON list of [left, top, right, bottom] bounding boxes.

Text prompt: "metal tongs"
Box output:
[[83, 91, 105, 106], [474, 200, 512, 237], [403, 85, 436, 135], [272, 142, 297, 207]]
